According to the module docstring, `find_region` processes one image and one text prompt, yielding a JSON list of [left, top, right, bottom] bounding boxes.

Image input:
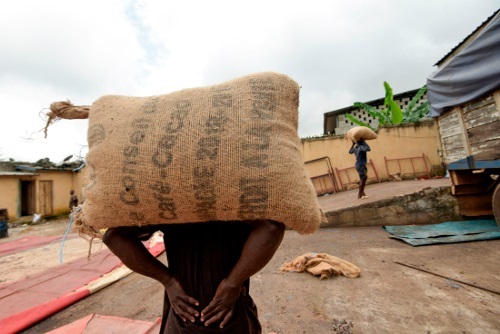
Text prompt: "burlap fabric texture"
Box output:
[[345, 126, 378, 142], [280, 252, 360, 280], [66, 72, 322, 234]]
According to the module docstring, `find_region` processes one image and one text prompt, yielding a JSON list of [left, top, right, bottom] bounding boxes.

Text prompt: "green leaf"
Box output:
[[417, 101, 430, 116], [354, 102, 390, 125], [403, 102, 430, 122], [353, 102, 377, 113], [383, 81, 394, 107], [405, 85, 427, 113], [388, 100, 403, 124], [412, 102, 429, 118], [366, 109, 390, 125], [383, 81, 403, 124]]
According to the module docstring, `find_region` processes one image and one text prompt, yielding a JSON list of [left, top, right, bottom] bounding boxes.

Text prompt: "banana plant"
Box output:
[[346, 82, 429, 129], [401, 85, 429, 123], [384, 81, 403, 124], [345, 102, 387, 131]]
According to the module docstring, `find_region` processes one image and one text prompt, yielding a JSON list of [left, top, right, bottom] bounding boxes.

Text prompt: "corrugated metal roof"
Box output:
[[14, 165, 76, 172], [15, 165, 42, 171], [0, 171, 38, 176], [434, 9, 500, 66]]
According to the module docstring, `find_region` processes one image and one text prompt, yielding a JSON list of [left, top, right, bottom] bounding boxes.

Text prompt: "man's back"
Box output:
[[160, 222, 261, 333]]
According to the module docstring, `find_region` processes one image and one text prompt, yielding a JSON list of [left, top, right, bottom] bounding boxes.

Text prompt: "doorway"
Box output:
[[20, 181, 36, 216], [39, 180, 54, 216]]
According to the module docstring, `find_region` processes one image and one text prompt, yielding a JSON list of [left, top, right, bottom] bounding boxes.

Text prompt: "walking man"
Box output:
[[349, 138, 371, 199]]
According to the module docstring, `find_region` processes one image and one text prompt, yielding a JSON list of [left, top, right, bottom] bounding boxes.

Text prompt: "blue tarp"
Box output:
[[383, 220, 500, 246], [427, 11, 500, 117]]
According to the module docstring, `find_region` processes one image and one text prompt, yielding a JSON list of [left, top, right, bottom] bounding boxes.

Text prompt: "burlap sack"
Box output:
[[280, 252, 360, 280], [75, 72, 321, 234], [345, 126, 377, 142]]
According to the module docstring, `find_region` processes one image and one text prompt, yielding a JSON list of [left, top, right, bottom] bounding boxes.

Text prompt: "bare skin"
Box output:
[[103, 220, 285, 329], [358, 177, 367, 199], [103, 227, 200, 323]]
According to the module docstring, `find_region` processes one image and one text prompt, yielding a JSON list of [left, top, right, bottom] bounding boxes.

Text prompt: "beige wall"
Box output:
[[0, 170, 84, 220], [301, 121, 445, 191], [73, 169, 87, 203], [37, 171, 80, 216], [0, 176, 23, 219]]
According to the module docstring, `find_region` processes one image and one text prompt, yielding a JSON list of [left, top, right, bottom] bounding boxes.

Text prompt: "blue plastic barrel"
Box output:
[[0, 209, 8, 238]]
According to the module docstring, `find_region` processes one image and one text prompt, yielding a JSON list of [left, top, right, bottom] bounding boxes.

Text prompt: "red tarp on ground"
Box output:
[[0, 240, 164, 334], [0, 235, 76, 256], [45, 313, 162, 334]]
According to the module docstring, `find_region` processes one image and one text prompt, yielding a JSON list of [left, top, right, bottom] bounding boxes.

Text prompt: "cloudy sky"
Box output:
[[1, 0, 498, 163]]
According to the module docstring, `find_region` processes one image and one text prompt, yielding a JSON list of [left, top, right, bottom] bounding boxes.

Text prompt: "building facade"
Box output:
[[0, 161, 85, 221], [323, 89, 428, 136]]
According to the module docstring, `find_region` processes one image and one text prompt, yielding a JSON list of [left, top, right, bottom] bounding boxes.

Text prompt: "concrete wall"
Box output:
[[0, 170, 82, 220], [0, 176, 22, 219], [301, 121, 445, 192], [323, 186, 460, 227]]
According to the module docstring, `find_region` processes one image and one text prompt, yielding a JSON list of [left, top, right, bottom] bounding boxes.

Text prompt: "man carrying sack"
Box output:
[[345, 126, 376, 200], [349, 138, 371, 200], [46, 72, 323, 333]]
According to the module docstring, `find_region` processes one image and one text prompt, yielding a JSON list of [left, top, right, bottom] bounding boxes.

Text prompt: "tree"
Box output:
[[346, 82, 429, 130]]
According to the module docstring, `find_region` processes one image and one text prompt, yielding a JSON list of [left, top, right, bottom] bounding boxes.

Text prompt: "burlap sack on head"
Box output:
[[77, 72, 321, 234], [345, 126, 377, 142]]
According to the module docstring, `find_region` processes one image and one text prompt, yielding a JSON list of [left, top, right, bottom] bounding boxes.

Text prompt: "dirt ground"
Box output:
[[3, 215, 499, 334], [0, 221, 99, 285]]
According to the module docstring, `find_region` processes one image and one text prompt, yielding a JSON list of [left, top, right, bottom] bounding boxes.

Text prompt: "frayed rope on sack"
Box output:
[[59, 206, 104, 261], [72, 206, 104, 259], [44, 100, 90, 138]]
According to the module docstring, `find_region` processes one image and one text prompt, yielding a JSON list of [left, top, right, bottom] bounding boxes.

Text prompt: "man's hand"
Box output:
[[165, 276, 200, 323], [200, 279, 242, 328], [103, 227, 200, 323], [201, 220, 284, 328]]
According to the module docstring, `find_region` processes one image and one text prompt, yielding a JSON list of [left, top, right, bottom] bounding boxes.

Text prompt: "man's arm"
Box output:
[[201, 220, 285, 328], [103, 227, 200, 323], [348, 141, 356, 154]]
